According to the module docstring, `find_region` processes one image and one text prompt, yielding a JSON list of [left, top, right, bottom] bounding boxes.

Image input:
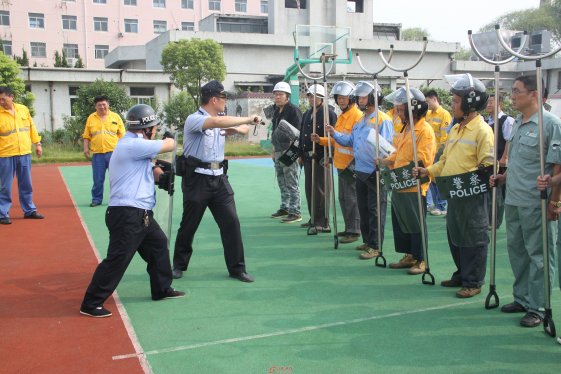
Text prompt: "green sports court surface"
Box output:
[[60, 158, 560, 373]]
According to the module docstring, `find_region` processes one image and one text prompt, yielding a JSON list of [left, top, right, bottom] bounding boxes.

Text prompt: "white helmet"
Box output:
[[273, 81, 291, 95], [307, 84, 326, 98], [331, 81, 355, 97]]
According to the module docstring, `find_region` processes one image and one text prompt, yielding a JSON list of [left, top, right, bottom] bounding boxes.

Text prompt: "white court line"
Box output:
[[113, 299, 479, 361], [59, 167, 152, 373]]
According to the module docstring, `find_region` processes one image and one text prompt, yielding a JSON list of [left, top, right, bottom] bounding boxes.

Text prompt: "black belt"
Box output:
[[198, 161, 224, 170]]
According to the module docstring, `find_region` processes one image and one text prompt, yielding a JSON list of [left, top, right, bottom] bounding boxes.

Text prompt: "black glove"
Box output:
[[157, 171, 174, 195], [162, 130, 175, 140], [155, 159, 172, 173]]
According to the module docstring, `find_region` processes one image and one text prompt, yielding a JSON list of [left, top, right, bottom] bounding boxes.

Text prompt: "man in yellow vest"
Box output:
[[0, 86, 44, 224], [312, 81, 363, 243], [82, 95, 126, 207]]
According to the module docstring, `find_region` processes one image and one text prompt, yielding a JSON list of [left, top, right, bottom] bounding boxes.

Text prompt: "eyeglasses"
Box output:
[[511, 88, 535, 96]]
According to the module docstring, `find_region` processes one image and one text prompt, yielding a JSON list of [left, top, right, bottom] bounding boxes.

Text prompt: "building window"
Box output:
[[181, 22, 194, 31], [285, 0, 306, 9], [93, 0, 107, 3], [209, 0, 221, 11], [153, 0, 166, 7], [124, 19, 138, 33], [130, 87, 156, 105], [93, 17, 108, 31], [30, 42, 47, 57], [347, 0, 363, 13], [63, 43, 79, 58], [153, 20, 167, 34], [69, 86, 79, 116], [124, 0, 137, 5], [62, 15, 77, 30], [0, 11, 9, 26], [1, 40, 12, 55], [29, 13, 45, 29], [260, 0, 268, 13], [182, 0, 193, 9], [94, 44, 109, 59], [235, 0, 247, 12]]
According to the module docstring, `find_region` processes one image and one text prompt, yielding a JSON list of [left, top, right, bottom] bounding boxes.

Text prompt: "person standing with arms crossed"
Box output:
[[172, 81, 261, 283], [80, 104, 184, 318], [0, 86, 44, 225], [82, 95, 126, 207]]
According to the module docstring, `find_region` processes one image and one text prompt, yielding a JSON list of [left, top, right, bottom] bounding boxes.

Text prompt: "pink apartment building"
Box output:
[[0, 0, 268, 69]]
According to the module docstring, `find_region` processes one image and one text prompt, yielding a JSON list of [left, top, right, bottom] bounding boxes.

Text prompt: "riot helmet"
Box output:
[[331, 81, 356, 111], [384, 87, 428, 122], [352, 81, 382, 108], [126, 104, 160, 130], [445, 73, 488, 114]]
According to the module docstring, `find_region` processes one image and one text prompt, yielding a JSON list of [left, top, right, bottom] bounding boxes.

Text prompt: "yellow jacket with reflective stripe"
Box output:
[[386, 108, 404, 145], [386, 119, 436, 194], [427, 114, 494, 178], [318, 104, 363, 169], [82, 111, 125, 154], [0, 103, 41, 157], [426, 106, 452, 146]]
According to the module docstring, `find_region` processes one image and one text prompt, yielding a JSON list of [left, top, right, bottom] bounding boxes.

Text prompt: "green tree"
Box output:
[[162, 91, 197, 133], [14, 49, 29, 67], [478, 5, 558, 40], [452, 46, 472, 61], [74, 55, 84, 68], [54, 51, 69, 67], [401, 28, 430, 41], [64, 79, 133, 145], [0, 51, 35, 115], [161, 38, 226, 104]]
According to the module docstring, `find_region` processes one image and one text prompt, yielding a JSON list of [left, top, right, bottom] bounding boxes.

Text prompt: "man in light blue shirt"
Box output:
[[173, 80, 262, 283], [80, 104, 184, 318], [328, 81, 394, 260]]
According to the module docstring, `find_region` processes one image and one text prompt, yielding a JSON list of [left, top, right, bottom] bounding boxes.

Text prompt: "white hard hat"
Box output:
[[307, 84, 326, 98], [273, 81, 291, 95]]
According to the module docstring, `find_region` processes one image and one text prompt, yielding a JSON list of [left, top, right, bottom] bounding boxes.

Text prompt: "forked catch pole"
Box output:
[[356, 47, 394, 267], [467, 29, 527, 309], [496, 24, 561, 337], [379, 38, 434, 285]]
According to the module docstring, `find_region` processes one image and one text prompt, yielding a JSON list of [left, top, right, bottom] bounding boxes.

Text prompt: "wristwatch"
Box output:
[[549, 200, 561, 208]]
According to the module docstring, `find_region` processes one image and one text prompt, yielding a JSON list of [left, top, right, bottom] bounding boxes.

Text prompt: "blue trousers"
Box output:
[[427, 181, 448, 211], [0, 154, 37, 218], [91, 152, 112, 204]]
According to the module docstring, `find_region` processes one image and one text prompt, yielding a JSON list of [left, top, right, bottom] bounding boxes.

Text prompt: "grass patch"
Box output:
[[32, 140, 268, 164]]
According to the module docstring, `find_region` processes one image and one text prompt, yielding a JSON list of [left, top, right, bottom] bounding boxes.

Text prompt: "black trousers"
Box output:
[[173, 173, 246, 275], [391, 196, 427, 261], [356, 173, 387, 248], [446, 230, 488, 288], [82, 207, 173, 309], [303, 156, 329, 228]]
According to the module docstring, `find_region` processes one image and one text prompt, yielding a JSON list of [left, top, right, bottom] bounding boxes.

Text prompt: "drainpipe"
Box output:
[[48, 81, 55, 132]]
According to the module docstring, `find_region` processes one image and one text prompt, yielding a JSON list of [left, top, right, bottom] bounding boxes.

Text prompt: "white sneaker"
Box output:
[[429, 209, 442, 216]]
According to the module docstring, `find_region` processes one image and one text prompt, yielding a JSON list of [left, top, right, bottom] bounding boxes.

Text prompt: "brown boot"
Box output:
[[456, 287, 481, 298], [407, 260, 426, 275], [340, 234, 359, 244], [356, 243, 369, 251], [389, 254, 415, 269], [359, 247, 380, 259]]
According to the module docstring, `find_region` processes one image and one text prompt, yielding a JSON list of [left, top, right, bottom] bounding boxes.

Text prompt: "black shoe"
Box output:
[[440, 279, 462, 287], [0, 217, 11, 225], [520, 312, 542, 327], [153, 288, 186, 301], [282, 214, 302, 223], [172, 268, 183, 279], [337, 231, 348, 237], [320, 226, 331, 233], [24, 211, 44, 219], [229, 272, 254, 283], [501, 301, 526, 314], [80, 305, 112, 318], [90, 202, 100, 207], [271, 209, 288, 218]]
